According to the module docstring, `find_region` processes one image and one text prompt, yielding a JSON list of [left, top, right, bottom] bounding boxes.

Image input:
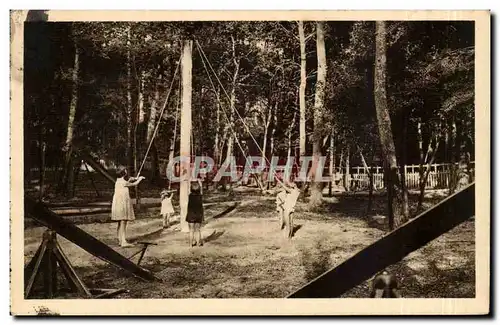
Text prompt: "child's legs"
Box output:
[[195, 223, 202, 244], [116, 222, 121, 242], [121, 220, 129, 243], [188, 223, 195, 245]]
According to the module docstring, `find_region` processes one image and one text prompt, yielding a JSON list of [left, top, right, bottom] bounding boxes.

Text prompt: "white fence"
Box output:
[[331, 162, 475, 190]]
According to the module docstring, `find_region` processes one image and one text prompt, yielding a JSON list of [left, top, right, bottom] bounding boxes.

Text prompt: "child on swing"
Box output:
[[186, 180, 204, 247], [160, 189, 175, 228], [276, 181, 300, 227], [111, 166, 145, 247]]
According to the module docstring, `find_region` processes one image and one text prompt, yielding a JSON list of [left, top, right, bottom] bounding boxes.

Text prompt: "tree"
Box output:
[[61, 38, 80, 197], [416, 119, 441, 211], [374, 21, 409, 230], [309, 22, 327, 209], [298, 21, 307, 159]]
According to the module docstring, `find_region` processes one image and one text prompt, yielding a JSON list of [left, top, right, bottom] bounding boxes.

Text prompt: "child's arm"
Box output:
[[125, 176, 145, 187]]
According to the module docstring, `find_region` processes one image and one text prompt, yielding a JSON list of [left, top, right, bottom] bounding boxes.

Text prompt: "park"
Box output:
[[22, 18, 475, 299]]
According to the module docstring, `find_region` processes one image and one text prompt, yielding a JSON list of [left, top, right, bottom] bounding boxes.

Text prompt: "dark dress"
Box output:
[[186, 193, 204, 223]]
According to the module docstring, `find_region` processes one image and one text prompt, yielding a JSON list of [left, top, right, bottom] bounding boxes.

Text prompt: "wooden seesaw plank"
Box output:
[[25, 196, 157, 282], [77, 150, 116, 185], [288, 182, 475, 298]]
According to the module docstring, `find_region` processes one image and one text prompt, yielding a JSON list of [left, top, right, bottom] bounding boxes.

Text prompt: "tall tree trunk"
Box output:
[[329, 132, 334, 196], [417, 134, 440, 212], [270, 103, 277, 158], [417, 120, 426, 211], [225, 36, 239, 169], [287, 109, 297, 160], [367, 149, 375, 213], [374, 21, 407, 230], [138, 71, 145, 124], [180, 40, 193, 233], [147, 83, 160, 182], [134, 80, 141, 209], [345, 145, 350, 191], [449, 118, 458, 194], [62, 41, 79, 197], [39, 129, 46, 200], [262, 114, 270, 162], [309, 21, 327, 209], [298, 21, 307, 158], [400, 111, 410, 217], [146, 78, 160, 143], [214, 87, 221, 165], [269, 103, 278, 188], [126, 25, 134, 173], [168, 90, 180, 171]]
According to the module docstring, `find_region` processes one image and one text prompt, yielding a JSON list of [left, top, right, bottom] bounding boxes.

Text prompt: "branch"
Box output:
[[275, 22, 299, 41], [304, 32, 315, 43]]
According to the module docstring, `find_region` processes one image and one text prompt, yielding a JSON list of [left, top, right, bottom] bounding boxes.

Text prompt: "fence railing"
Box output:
[[28, 161, 475, 191]]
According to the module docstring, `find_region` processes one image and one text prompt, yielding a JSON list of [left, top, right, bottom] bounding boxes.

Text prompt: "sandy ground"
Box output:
[[24, 190, 475, 299]]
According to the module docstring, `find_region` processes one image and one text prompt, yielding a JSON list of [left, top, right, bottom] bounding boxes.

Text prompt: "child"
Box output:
[[186, 181, 204, 247], [160, 189, 175, 228], [111, 166, 145, 247], [276, 182, 300, 231]]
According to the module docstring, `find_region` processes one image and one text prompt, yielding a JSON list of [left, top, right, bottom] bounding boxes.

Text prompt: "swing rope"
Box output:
[[196, 42, 261, 186], [136, 52, 182, 178], [195, 40, 285, 187]]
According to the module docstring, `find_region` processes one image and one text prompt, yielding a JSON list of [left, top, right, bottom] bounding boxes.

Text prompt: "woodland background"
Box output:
[[24, 20, 474, 229]]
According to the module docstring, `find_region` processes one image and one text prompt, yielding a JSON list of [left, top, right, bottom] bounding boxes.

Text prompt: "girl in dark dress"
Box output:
[[187, 181, 204, 247]]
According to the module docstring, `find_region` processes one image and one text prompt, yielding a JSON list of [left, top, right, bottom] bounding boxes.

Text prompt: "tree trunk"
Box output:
[[309, 22, 327, 209], [270, 103, 277, 159], [146, 80, 160, 143], [298, 21, 307, 158], [138, 71, 145, 124], [180, 40, 193, 233], [287, 109, 297, 160], [168, 97, 179, 172], [367, 150, 375, 213], [417, 120, 428, 212], [262, 116, 269, 162], [449, 118, 458, 195], [269, 103, 278, 188], [62, 41, 79, 197], [39, 131, 46, 200], [374, 21, 407, 230], [146, 84, 161, 183], [345, 145, 350, 191], [126, 26, 134, 173], [224, 36, 240, 169], [400, 111, 410, 217], [328, 133, 334, 196], [134, 79, 141, 210], [214, 87, 221, 165]]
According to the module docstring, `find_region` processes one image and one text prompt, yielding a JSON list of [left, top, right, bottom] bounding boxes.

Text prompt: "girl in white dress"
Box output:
[[160, 189, 175, 228], [111, 167, 145, 247]]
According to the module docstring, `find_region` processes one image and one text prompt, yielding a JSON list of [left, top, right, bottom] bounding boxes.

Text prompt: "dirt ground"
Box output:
[[24, 188, 475, 299]]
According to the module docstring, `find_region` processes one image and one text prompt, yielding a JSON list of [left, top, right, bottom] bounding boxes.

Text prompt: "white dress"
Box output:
[[111, 178, 135, 221], [161, 196, 175, 215], [276, 188, 300, 215]]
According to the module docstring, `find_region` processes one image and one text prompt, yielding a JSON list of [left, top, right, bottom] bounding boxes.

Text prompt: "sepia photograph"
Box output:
[[10, 10, 490, 315]]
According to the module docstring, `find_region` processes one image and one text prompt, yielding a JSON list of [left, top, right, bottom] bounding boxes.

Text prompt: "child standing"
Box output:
[[186, 181, 204, 247], [160, 189, 175, 228], [111, 166, 145, 247]]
